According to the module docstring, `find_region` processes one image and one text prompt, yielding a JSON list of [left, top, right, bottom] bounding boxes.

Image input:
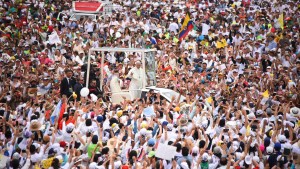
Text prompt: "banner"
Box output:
[[73, 1, 103, 13]]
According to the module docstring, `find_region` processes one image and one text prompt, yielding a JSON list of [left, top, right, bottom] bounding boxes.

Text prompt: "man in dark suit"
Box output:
[[60, 69, 76, 98], [88, 79, 102, 96], [74, 77, 84, 101]]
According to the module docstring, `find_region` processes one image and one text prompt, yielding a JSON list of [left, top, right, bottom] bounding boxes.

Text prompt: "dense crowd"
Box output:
[[0, 0, 300, 169]]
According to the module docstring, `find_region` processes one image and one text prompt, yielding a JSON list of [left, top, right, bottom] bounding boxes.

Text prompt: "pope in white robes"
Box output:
[[127, 60, 146, 100]]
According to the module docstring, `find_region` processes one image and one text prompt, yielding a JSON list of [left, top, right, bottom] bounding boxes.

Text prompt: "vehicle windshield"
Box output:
[[71, 14, 96, 21], [161, 90, 181, 101]]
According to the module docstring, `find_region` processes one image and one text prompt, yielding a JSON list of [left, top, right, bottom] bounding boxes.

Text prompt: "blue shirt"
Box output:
[[177, 155, 193, 165], [267, 40, 277, 50]]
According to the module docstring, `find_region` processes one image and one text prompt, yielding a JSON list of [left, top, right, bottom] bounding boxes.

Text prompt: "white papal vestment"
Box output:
[[127, 67, 146, 100]]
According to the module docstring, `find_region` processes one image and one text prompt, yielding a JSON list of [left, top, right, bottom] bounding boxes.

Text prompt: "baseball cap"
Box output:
[[48, 148, 56, 155], [97, 115, 103, 123], [12, 152, 20, 160], [256, 110, 263, 116], [162, 121, 168, 126], [43, 135, 50, 143], [192, 146, 199, 154], [213, 146, 221, 155], [60, 141, 67, 148], [23, 130, 32, 138], [202, 153, 209, 161], [274, 142, 281, 151], [247, 113, 256, 120], [167, 123, 173, 131], [278, 135, 286, 143], [266, 146, 273, 154], [148, 151, 155, 158], [148, 138, 156, 147], [266, 108, 272, 115], [66, 123, 75, 133], [253, 156, 260, 163], [89, 162, 101, 169]]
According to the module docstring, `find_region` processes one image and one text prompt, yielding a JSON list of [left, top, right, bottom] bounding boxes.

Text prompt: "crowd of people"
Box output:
[[0, 0, 300, 168]]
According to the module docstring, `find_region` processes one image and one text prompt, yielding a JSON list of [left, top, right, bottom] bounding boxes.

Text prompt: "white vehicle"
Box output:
[[85, 47, 185, 104], [141, 86, 186, 103]]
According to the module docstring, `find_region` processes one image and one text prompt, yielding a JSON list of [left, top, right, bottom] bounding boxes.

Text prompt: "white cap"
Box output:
[[278, 135, 286, 142], [202, 153, 209, 161], [266, 146, 274, 154], [247, 113, 256, 120], [89, 162, 100, 169], [192, 146, 199, 154], [114, 161, 122, 168], [253, 156, 260, 162], [180, 162, 189, 169]]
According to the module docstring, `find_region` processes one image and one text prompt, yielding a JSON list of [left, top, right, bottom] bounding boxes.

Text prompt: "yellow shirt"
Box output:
[[216, 39, 227, 49]]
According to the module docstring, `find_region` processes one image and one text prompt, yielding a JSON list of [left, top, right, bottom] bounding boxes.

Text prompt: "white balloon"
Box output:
[[80, 87, 90, 97]]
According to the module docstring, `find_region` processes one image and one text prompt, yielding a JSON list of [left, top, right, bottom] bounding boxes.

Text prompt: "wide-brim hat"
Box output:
[[290, 107, 300, 117], [45, 103, 54, 110], [28, 88, 37, 97], [179, 116, 188, 126], [30, 120, 42, 131]]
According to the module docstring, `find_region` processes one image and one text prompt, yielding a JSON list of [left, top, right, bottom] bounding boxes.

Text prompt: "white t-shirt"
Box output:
[[201, 23, 210, 35], [232, 36, 244, 46], [169, 22, 179, 34], [85, 22, 94, 32]]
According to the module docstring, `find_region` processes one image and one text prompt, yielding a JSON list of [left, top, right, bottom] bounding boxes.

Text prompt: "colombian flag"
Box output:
[[179, 21, 194, 41], [179, 13, 191, 33]]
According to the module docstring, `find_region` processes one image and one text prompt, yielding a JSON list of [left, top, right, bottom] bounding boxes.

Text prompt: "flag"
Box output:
[[179, 21, 194, 41], [278, 13, 284, 29], [179, 13, 191, 33], [50, 100, 62, 125], [262, 90, 269, 98]]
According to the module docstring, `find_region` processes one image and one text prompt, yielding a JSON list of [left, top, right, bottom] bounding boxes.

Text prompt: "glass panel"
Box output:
[[71, 14, 96, 21], [144, 51, 157, 87]]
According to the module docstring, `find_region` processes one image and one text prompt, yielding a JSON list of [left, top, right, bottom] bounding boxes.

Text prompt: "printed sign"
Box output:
[[155, 143, 176, 161]]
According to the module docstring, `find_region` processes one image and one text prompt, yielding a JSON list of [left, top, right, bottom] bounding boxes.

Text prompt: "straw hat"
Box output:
[[30, 120, 42, 131], [45, 103, 54, 110], [179, 114, 189, 126], [28, 88, 37, 97]]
